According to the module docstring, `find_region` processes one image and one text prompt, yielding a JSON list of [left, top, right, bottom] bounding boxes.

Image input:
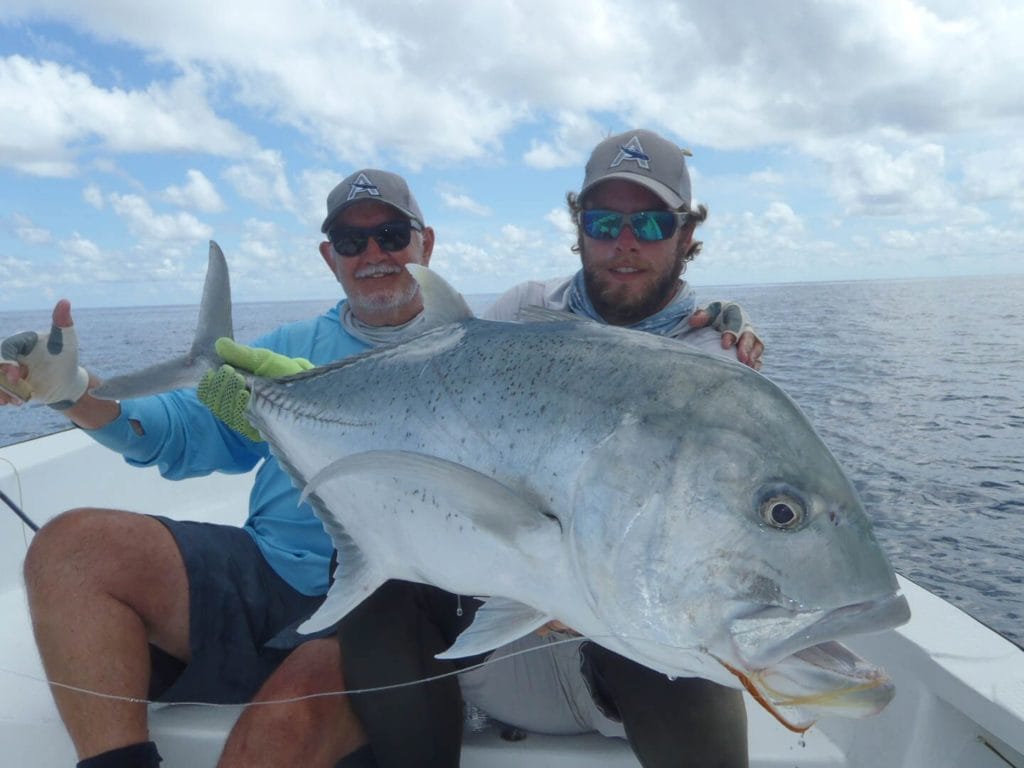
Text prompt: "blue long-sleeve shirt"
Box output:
[[88, 301, 369, 596]]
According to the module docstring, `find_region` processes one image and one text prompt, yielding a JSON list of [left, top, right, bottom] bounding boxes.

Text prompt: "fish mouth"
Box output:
[[716, 640, 896, 732], [720, 593, 911, 731], [729, 592, 910, 668]]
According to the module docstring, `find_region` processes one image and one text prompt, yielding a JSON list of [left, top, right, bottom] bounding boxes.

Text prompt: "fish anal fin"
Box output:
[[297, 488, 383, 634], [436, 597, 550, 659]]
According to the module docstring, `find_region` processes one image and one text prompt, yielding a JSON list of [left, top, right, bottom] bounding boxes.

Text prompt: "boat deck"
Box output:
[[2, 430, 1023, 767]]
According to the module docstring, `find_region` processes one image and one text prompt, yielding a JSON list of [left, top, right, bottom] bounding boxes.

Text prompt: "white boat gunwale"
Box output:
[[1, 429, 1022, 767]]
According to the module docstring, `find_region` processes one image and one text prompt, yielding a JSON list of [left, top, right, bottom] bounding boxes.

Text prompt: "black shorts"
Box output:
[[147, 516, 326, 704]]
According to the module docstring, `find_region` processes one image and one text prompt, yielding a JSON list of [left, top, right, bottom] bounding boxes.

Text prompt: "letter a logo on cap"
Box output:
[[347, 172, 381, 201], [610, 136, 651, 170]]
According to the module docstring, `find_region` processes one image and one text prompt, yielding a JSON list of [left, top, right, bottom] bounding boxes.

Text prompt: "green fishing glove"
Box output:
[[1, 323, 89, 409], [197, 338, 314, 442]]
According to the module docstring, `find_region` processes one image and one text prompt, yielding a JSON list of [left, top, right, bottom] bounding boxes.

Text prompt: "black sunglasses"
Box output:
[[328, 220, 422, 257]]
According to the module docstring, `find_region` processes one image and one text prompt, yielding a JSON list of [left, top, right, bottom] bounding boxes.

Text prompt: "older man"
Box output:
[[3, 169, 434, 768]]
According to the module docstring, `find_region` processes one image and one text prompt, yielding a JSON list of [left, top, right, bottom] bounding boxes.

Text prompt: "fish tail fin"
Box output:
[[92, 241, 233, 399]]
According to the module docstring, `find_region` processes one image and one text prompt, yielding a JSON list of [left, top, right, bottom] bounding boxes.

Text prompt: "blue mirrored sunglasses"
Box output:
[[579, 209, 687, 242]]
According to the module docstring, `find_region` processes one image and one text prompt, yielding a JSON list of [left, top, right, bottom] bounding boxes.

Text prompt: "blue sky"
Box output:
[[1, 0, 1023, 310]]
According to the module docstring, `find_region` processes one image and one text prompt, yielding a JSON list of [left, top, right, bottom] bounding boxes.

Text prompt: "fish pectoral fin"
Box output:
[[436, 597, 550, 659], [303, 450, 562, 549]]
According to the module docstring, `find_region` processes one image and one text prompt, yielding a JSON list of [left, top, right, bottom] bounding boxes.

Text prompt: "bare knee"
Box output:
[[24, 507, 114, 594], [254, 639, 344, 702], [223, 639, 364, 765], [23, 508, 183, 613]]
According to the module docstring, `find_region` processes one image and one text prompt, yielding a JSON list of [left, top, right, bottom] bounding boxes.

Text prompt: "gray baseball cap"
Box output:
[[580, 129, 692, 210], [321, 169, 424, 233]]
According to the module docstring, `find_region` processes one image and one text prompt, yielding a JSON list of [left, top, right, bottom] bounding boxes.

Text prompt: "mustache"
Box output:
[[355, 263, 405, 279]]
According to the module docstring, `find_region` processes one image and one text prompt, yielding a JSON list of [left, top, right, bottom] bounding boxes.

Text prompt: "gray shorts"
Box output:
[[458, 634, 626, 739], [148, 516, 326, 704]]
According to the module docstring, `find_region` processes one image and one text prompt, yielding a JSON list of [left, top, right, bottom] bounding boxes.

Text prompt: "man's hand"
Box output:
[[197, 338, 314, 441], [214, 338, 315, 379], [535, 620, 581, 638], [1, 300, 90, 409], [689, 301, 764, 370]]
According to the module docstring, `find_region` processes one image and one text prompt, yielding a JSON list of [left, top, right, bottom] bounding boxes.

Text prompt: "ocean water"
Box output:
[[2, 275, 1022, 645]]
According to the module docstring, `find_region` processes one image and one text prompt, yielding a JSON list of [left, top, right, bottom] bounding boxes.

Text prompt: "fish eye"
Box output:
[[759, 493, 805, 530]]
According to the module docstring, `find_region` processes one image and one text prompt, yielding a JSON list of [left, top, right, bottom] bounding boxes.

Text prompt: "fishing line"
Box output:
[[0, 488, 38, 532], [0, 456, 37, 532], [0, 634, 590, 710]]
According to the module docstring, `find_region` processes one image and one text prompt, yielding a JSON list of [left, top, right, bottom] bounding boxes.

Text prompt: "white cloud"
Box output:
[[439, 190, 492, 217], [162, 169, 225, 213], [2, 0, 1024, 301], [749, 169, 785, 186], [544, 206, 577, 241], [12, 213, 52, 244], [0, 55, 257, 176], [821, 140, 953, 216], [960, 144, 1024, 213], [108, 192, 212, 242], [298, 168, 346, 230], [763, 202, 804, 232], [3, 1, 1023, 167], [63, 232, 101, 260], [523, 113, 604, 170], [224, 150, 295, 212], [0, 253, 43, 294], [53, 233, 124, 285], [4, 1, 1023, 180], [83, 184, 104, 209]]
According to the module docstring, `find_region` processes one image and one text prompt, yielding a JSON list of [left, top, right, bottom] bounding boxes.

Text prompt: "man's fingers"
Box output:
[[1, 331, 40, 363], [215, 338, 263, 371], [535, 619, 578, 637], [736, 332, 764, 370], [720, 331, 738, 349], [52, 299, 73, 329], [2, 361, 26, 382], [688, 308, 711, 329]]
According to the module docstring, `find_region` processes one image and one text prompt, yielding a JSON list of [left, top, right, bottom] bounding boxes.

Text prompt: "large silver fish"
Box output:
[[98, 242, 910, 731]]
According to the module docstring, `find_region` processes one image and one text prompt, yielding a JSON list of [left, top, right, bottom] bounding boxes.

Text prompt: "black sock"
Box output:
[[334, 744, 378, 768], [77, 741, 162, 768]]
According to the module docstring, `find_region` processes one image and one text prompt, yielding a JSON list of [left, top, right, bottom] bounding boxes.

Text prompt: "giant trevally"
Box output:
[[97, 242, 910, 731]]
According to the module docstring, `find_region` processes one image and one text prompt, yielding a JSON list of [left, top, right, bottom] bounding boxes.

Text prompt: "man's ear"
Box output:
[[679, 218, 697, 247], [319, 241, 338, 273], [419, 226, 435, 266]]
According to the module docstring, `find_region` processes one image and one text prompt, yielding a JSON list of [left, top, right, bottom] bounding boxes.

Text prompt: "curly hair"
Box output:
[[566, 191, 708, 265]]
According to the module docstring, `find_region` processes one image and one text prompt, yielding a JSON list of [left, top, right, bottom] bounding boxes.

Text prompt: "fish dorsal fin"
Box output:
[[436, 597, 550, 659], [514, 305, 586, 324], [406, 264, 473, 330], [92, 241, 233, 399]]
